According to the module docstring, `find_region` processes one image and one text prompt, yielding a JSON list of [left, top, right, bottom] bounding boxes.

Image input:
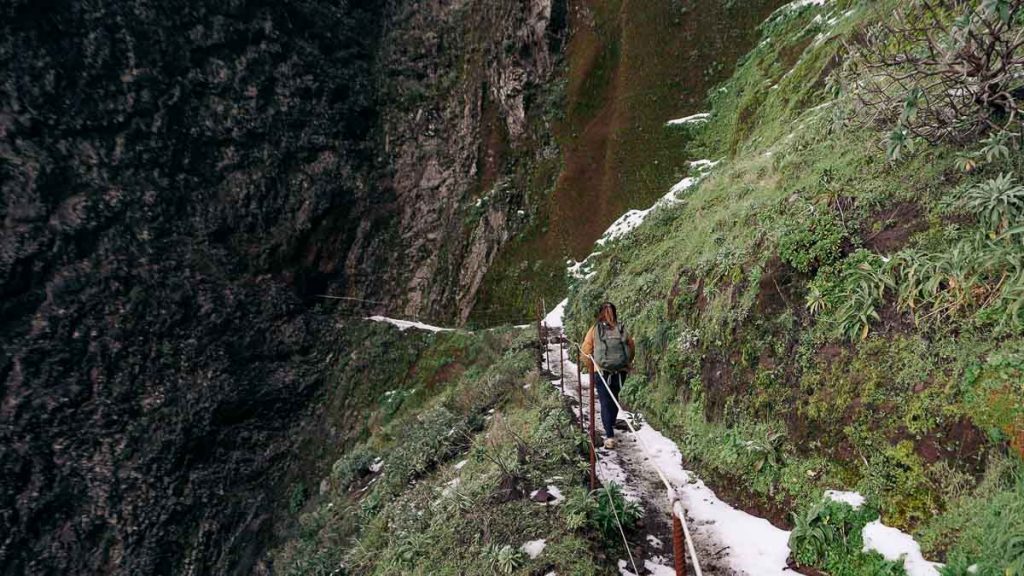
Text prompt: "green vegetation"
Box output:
[[274, 323, 632, 575], [562, 0, 1024, 573], [290, 1, 1024, 573], [789, 499, 905, 575], [470, 0, 784, 326], [923, 455, 1024, 576]]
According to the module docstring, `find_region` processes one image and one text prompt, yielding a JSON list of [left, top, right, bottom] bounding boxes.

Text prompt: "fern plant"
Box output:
[[832, 253, 893, 340]]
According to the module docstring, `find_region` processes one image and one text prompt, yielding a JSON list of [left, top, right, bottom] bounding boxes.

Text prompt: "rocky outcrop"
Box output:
[[345, 0, 566, 323]]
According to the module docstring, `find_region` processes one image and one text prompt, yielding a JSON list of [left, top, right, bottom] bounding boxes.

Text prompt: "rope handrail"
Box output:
[[557, 337, 705, 576]]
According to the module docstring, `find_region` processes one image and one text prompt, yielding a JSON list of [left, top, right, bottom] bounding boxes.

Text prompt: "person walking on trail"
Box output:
[[580, 302, 635, 449]]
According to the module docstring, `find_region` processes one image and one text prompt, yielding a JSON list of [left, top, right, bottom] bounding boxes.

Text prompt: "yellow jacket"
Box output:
[[580, 322, 635, 373]]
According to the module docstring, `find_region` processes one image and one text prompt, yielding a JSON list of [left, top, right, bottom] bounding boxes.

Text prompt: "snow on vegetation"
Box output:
[[521, 539, 546, 559], [366, 316, 453, 333], [666, 112, 711, 126], [595, 160, 714, 246], [596, 209, 651, 246], [823, 491, 942, 576], [823, 490, 866, 508], [567, 255, 598, 280], [783, 0, 828, 10], [862, 521, 942, 576], [530, 485, 565, 506], [440, 477, 461, 497], [688, 159, 719, 172]]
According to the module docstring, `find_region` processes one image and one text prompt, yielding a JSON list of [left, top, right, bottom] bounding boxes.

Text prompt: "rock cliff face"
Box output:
[[345, 0, 566, 322], [1, 1, 379, 574], [1, 0, 564, 573]]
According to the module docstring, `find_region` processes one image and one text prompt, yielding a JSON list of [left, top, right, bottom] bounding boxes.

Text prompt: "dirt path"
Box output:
[[542, 332, 738, 576]]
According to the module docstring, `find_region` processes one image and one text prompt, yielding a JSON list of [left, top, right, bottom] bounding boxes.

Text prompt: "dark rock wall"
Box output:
[[0, 0, 563, 572], [0, 0, 382, 574]]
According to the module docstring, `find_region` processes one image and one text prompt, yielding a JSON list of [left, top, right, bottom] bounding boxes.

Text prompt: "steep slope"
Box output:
[[1, 1, 382, 573], [345, 0, 569, 323], [469, 0, 788, 325], [563, 0, 1024, 573], [0, 0, 560, 573], [272, 323, 622, 576]]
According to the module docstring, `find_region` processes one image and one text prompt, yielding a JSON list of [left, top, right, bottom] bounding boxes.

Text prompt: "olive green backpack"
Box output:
[[594, 322, 629, 371]]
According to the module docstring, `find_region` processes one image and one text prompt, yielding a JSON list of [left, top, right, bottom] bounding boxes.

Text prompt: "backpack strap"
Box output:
[[619, 323, 629, 363]]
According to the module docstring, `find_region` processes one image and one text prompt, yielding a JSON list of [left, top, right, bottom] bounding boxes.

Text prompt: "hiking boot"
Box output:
[[603, 438, 616, 449]]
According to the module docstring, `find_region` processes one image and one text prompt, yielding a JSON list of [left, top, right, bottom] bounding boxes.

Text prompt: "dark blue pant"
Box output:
[[594, 371, 624, 438]]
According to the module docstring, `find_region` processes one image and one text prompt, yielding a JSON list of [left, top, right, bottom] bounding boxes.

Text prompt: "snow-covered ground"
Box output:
[[666, 112, 711, 126], [542, 299, 567, 328], [823, 492, 942, 576], [541, 300, 941, 576], [366, 315, 454, 333], [521, 539, 547, 559], [595, 160, 717, 247]]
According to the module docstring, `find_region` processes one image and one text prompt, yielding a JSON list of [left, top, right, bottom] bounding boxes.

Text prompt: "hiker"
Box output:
[[580, 301, 635, 449]]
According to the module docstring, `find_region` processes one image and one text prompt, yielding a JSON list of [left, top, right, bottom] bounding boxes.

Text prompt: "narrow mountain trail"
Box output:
[[366, 308, 941, 576], [539, 310, 798, 576]]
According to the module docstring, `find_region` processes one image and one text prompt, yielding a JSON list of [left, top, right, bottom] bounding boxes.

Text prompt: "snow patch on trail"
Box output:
[[543, 299, 567, 328], [595, 160, 715, 246], [366, 316, 453, 333], [597, 210, 651, 245], [619, 559, 677, 576], [544, 302, 795, 574]]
